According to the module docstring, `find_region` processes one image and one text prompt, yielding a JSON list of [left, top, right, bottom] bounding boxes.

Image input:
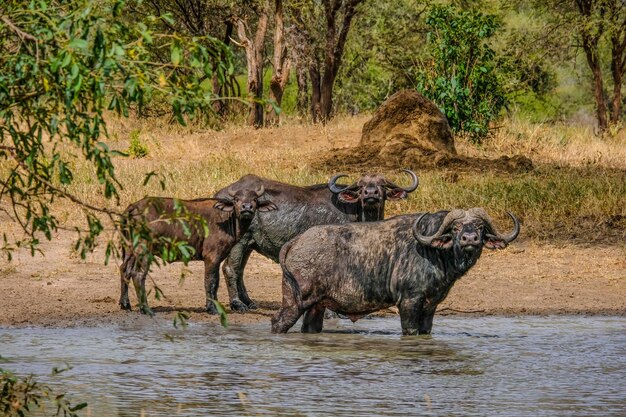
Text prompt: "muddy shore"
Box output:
[[1, 231, 624, 329]]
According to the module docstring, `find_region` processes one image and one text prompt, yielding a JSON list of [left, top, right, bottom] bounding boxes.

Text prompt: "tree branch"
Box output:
[[1, 16, 38, 42]]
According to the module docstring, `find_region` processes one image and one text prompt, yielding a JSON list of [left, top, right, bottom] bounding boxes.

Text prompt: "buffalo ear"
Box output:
[[484, 235, 508, 250], [214, 199, 234, 212], [338, 190, 360, 204], [386, 188, 408, 200], [258, 200, 278, 212]]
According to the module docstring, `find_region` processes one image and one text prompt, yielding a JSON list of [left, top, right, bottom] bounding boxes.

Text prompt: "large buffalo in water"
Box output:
[[271, 208, 520, 335], [119, 184, 277, 315], [214, 170, 419, 311]]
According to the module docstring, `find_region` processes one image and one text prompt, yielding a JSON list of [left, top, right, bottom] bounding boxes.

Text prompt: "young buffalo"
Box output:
[[119, 185, 277, 315]]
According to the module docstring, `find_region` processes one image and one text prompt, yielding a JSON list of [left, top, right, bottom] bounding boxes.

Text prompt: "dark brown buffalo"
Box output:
[[119, 185, 277, 315], [272, 208, 520, 335], [214, 170, 419, 311]]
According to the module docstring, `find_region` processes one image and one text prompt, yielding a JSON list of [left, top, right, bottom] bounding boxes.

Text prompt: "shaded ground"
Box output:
[[314, 145, 536, 174], [0, 231, 624, 328]]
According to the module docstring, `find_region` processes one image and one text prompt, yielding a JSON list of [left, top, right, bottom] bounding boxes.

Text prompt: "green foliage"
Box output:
[[1, 367, 86, 417], [127, 130, 149, 159], [415, 5, 507, 141], [210, 299, 229, 327], [335, 0, 428, 112], [0, 0, 231, 259]]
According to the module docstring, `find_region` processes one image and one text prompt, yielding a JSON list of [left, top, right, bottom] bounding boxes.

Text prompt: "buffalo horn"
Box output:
[[469, 208, 520, 243], [328, 174, 351, 194], [385, 169, 419, 193], [412, 209, 465, 246], [255, 184, 265, 197]]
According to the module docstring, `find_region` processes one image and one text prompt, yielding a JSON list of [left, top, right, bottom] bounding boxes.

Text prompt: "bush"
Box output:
[[128, 130, 149, 159], [416, 5, 507, 142], [1, 368, 86, 417]]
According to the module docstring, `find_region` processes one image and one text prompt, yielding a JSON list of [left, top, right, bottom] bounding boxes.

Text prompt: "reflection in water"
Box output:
[[1, 316, 625, 416]]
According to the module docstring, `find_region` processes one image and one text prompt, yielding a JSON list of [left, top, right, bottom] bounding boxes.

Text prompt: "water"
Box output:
[[1, 316, 625, 416]]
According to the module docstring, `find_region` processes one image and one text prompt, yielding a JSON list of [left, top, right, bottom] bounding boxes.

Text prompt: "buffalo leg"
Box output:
[[301, 304, 325, 333], [222, 242, 254, 312], [234, 244, 256, 308], [119, 253, 134, 311], [204, 259, 221, 315], [271, 305, 302, 333], [132, 264, 153, 316], [417, 308, 436, 335], [398, 297, 424, 336], [271, 275, 304, 333]]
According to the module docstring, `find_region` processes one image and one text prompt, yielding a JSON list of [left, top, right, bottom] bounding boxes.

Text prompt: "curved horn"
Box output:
[[328, 174, 350, 194], [385, 169, 419, 193], [400, 169, 419, 192], [255, 184, 265, 197], [412, 209, 464, 246], [227, 185, 236, 197], [469, 208, 521, 244]]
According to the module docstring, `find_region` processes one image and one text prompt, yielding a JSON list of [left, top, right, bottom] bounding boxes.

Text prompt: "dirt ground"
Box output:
[[0, 230, 624, 328], [0, 116, 624, 328]]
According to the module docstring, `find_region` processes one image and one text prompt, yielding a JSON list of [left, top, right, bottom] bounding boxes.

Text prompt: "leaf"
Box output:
[[200, 78, 212, 91], [173, 311, 189, 329], [69, 39, 89, 51], [70, 403, 88, 412], [171, 45, 181, 66], [210, 299, 228, 328], [143, 171, 157, 186]]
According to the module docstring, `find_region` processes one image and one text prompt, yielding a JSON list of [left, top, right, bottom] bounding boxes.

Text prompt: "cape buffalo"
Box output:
[[214, 170, 419, 312], [271, 208, 520, 335], [119, 184, 277, 315]]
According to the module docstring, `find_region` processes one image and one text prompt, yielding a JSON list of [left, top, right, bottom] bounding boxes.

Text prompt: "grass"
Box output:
[[3, 113, 625, 243]]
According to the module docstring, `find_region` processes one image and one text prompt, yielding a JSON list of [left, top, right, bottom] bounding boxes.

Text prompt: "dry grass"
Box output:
[[3, 114, 626, 243], [457, 117, 626, 169]]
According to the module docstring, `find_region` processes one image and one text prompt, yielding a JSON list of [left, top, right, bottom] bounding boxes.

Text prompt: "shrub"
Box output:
[[416, 5, 507, 142], [127, 130, 148, 159]]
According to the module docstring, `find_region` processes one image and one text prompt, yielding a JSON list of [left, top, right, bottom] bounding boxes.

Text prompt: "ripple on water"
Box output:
[[1, 315, 625, 416]]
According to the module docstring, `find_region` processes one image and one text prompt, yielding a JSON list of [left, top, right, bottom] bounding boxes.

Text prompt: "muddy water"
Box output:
[[1, 316, 625, 416]]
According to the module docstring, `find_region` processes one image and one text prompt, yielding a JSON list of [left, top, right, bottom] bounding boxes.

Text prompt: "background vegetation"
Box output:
[[0, 0, 624, 274]]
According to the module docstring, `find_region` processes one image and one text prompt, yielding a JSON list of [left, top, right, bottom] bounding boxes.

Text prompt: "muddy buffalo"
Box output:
[[214, 170, 419, 311], [119, 184, 277, 315], [271, 208, 520, 335]]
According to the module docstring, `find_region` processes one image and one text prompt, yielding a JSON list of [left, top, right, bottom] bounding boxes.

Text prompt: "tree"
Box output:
[[266, 0, 291, 125], [128, 0, 241, 116], [542, 0, 626, 131], [233, 0, 270, 127], [0, 0, 231, 268], [334, 0, 428, 113], [415, 5, 507, 141], [287, 0, 366, 123]]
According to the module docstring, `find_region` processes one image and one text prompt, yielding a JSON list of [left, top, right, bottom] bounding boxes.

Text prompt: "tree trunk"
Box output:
[[267, 0, 291, 126], [287, 10, 310, 120], [295, 63, 309, 117], [588, 55, 608, 131], [235, 9, 269, 128], [212, 18, 234, 116], [310, 63, 322, 123], [609, 24, 626, 124], [576, 0, 608, 132], [315, 0, 363, 123]]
